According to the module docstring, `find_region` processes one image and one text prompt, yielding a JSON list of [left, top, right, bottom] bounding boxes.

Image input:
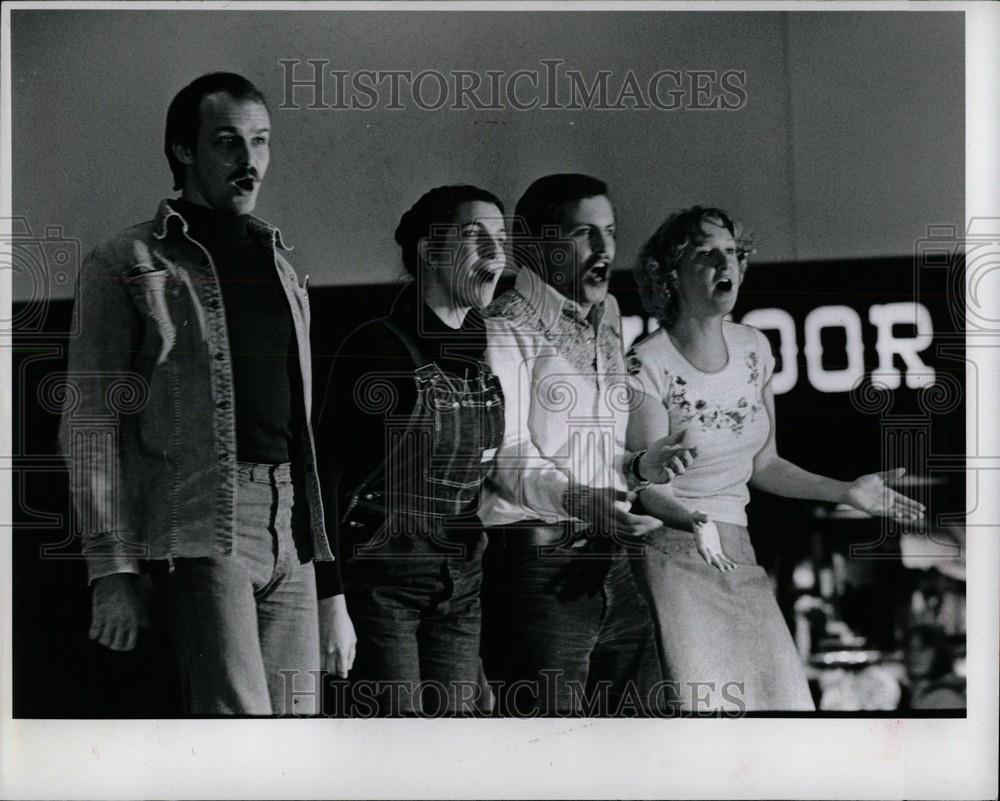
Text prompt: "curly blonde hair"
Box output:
[[633, 206, 755, 326]]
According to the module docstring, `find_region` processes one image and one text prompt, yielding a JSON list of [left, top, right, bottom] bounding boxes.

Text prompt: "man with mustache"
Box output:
[[60, 72, 354, 715], [480, 173, 693, 716]]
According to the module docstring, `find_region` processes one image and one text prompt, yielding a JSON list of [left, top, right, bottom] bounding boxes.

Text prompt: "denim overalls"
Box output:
[[339, 318, 505, 715]]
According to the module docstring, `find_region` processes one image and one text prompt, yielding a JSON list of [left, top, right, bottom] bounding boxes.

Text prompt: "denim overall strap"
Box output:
[[341, 321, 504, 530]]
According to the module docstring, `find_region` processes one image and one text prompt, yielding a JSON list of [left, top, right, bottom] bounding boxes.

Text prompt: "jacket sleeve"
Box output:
[[313, 341, 352, 598], [313, 322, 417, 598], [58, 245, 143, 584]]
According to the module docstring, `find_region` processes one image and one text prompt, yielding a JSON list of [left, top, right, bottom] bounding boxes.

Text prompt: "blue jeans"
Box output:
[[342, 535, 486, 716], [158, 462, 320, 715], [482, 534, 658, 716]]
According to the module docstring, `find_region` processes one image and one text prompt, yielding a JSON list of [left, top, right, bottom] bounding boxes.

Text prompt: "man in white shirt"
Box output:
[[480, 173, 691, 716]]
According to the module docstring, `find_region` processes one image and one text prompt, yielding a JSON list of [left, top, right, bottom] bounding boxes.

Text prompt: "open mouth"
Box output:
[[585, 261, 610, 284], [470, 260, 504, 286], [233, 177, 256, 193], [472, 267, 499, 284], [714, 278, 734, 294]]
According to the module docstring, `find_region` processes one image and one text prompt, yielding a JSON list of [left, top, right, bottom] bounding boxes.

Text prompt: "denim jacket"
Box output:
[[59, 199, 334, 582]]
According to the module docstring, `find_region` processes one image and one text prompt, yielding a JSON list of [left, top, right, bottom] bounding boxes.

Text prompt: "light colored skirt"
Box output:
[[633, 521, 815, 712]]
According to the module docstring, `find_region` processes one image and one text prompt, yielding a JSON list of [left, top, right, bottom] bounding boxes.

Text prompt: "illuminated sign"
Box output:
[[623, 302, 936, 395]]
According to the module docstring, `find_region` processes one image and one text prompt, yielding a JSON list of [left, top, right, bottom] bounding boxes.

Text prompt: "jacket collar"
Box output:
[[152, 198, 292, 250]]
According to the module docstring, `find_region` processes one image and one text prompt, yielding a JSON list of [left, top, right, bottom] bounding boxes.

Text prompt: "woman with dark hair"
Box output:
[[626, 206, 925, 711], [314, 185, 507, 716]]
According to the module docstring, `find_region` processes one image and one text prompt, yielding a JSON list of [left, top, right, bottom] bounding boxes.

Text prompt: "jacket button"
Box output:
[[348, 520, 365, 528]]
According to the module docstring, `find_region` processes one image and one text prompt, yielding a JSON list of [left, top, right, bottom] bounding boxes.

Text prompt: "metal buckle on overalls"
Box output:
[[343, 488, 385, 529], [342, 491, 360, 522]]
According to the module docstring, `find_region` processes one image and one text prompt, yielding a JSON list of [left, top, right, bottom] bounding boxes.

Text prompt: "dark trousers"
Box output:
[[481, 532, 658, 717], [341, 536, 486, 716]]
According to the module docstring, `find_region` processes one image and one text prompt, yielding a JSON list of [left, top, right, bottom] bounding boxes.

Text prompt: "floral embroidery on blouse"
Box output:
[[665, 350, 764, 436]]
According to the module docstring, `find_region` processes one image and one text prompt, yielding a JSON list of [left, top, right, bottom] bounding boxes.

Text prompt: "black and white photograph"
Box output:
[[1, 2, 997, 798]]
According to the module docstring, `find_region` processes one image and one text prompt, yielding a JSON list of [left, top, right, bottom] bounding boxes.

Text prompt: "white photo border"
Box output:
[[1, 2, 997, 799]]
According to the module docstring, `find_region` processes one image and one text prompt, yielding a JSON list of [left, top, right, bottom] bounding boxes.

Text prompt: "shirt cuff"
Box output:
[[86, 557, 141, 585], [314, 559, 344, 599]]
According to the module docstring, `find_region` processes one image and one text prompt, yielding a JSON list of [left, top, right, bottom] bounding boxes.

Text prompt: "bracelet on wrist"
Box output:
[[629, 449, 651, 488]]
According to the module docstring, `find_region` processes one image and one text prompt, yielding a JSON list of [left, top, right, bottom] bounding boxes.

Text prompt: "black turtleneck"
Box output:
[[172, 198, 301, 465]]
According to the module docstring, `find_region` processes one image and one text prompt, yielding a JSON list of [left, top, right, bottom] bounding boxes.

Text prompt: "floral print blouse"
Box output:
[[627, 322, 776, 526]]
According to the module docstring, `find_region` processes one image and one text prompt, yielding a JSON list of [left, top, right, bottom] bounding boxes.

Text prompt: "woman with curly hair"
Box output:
[[626, 206, 924, 711]]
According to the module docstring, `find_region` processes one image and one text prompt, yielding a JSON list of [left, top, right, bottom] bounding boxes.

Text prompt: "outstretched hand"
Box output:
[[640, 430, 698, 484], [845, 468, 925, 522]]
